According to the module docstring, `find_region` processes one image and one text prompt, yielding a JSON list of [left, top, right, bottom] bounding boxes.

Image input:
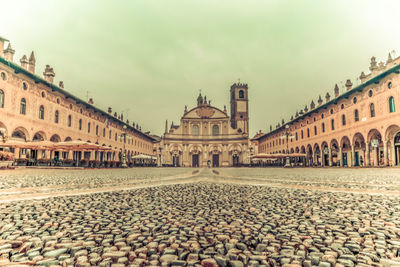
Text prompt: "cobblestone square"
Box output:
[[0, 168, 400, 266]]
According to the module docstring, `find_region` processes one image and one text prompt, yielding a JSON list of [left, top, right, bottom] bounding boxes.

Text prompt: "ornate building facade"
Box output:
[[253, 53, 400, 167], [0, 37, 156, 163], [160, 83, 250, 167]]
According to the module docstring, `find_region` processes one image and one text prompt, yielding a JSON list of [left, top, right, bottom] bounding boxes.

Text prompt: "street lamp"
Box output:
[[249, 146, 254, 166], [158, 147, 162, 167], [120, 125, 128, 168], [281, 124, 294, 167]]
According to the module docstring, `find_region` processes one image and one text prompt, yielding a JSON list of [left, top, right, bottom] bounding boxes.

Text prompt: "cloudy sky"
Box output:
[[1, 0, 400, 136]]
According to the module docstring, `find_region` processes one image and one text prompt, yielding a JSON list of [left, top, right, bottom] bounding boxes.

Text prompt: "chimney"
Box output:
[[88, 98, 94, 105], [387, 53, 393, 64], [304, 105, 308, 113], [369, 56, 378, 72], [114, 112, 117, 118], [359, 72, 367, 84], [3, 43, 15, 62], [59, 81, 64, 88], [43, 65, 55, 83], [28, 51, 36, 73], [325, 92, 330, 102], [20, 55, 28, 69], [317, 95, 323, 106], [345, 79, 352, 91], [0, 36, 9, 57], [108, 107, 112, 114], [165, 120, 168, 133], [334, 84, 339, 97], [310, 100, 315, 110]]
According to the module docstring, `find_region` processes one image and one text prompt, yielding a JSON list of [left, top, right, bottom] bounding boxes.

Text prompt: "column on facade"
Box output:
[[383, 140, 388, 166], [328, 148, 332, 167], [365, 142, 370, 166], [351, 145, 355, 167], [373, 147, 378, 167], [339, 147, 343, 167]]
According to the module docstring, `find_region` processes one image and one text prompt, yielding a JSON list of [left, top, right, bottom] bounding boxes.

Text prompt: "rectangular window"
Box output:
[[331, 119, 335, 130]]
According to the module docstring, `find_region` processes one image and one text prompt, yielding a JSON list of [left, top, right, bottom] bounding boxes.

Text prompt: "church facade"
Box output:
[[159, 83, 250, 167]]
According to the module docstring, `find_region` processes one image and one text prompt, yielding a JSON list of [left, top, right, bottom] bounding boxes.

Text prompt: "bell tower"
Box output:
[[230, 81, 249, 135]]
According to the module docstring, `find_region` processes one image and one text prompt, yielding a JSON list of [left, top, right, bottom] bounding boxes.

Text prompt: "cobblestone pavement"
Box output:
[[0, 167, 400, 266]]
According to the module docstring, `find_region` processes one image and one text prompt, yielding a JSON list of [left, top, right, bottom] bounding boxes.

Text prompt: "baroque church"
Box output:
[[160, 82, 250, 167]]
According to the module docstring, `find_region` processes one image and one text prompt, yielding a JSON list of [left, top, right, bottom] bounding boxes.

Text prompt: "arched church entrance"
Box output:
[[212, 154, 219, 167], [192, 154, 199, 167], [232, 154, 239, 166]]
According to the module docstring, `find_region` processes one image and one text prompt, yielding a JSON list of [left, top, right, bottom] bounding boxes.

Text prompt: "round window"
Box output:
[[388, 82, 392, 89], [1, 72, 6, 81], [368, 90, 373, 97], [353, 97, 357, 104], [22, 82, 27, 90]]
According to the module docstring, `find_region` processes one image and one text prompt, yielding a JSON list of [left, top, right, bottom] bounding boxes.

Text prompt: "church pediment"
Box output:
[[183, 105, 228, 119]]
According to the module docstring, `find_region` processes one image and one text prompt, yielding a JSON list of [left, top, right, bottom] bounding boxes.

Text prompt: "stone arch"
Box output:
[[330, 139, 339, 166], [50, 134, 61, 142], [353, 132, 366, 149], [300, 146, 305, 153], [340, 136, 351, 149], [385, 124, 400, 142], [367, 129, 382, 143], [33, 131, 47, 141], [11, 126, 29, 141], [295, 147, 299, 153], [64, 136, 72, 142], [0, 121, 7, 140], [290, 148, 294, 153]]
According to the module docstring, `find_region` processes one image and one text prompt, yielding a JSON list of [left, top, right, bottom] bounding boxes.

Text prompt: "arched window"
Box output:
[[39, 105, 44, 120], [0, 90, 4, 108], [79, 119, 82, 130], [212, 125, 219, 136], [103, 128, 105, 137], [20, 98, 26, 115], [239, 90, 244, 99], [109, 130, 112, 139], [342, 114, 346, 126], [192, 125, 199, 136], [301, 130, 303, 139], [96, 125, 99, 135], [115, 133, 117, 141], [314, 126, 317, 135], [389, 96, 395, 113], [307, 128, 310, 138], [295, 132, 298, 141], [88, 122, 91, 133], [354, 109, 359, 122], [331, 119, 335, 130], [322, 122, 325, 133], [68, 115, 72, 127], [55, 110, 59, 123], [370, 103, 375, 117]]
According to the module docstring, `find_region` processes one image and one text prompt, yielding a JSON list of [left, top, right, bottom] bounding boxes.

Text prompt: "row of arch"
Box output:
[[271, 125, 400, 166]]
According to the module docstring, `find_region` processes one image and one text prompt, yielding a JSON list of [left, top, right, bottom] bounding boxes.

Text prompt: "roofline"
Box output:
[[0, 56, 157, 142], [183, 104, 229, 119], [253, 63, 400, 141], [0, 36, 9, 42]]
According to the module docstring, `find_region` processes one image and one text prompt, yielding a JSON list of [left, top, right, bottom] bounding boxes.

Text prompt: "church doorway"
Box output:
[[394, 132, 400, 166], [172, 155, 180, 167], [232, 154, 239, 166], [212, 154, 219, 167], [192, 154, 199, 167]]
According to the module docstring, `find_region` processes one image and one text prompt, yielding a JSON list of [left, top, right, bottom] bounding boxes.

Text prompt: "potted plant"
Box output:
[[37, 158, 50, 166], [0, 151, 14, 168], [80, 158, 89, 167], [62, 159, 74, 166]]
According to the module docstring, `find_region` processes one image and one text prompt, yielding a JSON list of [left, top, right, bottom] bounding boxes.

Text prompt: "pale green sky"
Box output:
[[1, 0, 400, 136]]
